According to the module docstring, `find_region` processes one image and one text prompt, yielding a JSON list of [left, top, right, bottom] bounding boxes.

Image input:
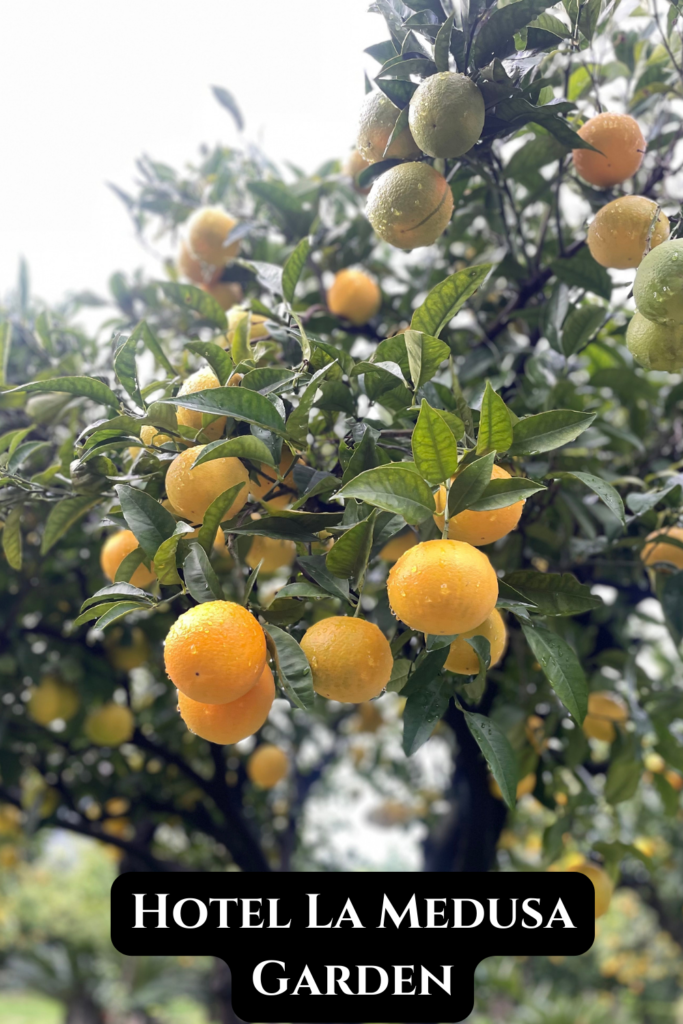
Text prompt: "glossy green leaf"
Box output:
[[164, 386, 287, 436], [412, 399, 459, 485], [297, 554, 351, 603], [505, 571, 602, 616], [561, 304, 605, 357], [509, 410, 596, 455], [553, 471, 625, 526], [264, 624, 316, 711], [185, 341, 233, 386], [476, 381, 513, 455], [116, 484, 177, 558], [473, 0, 558, 64], [113, 332, 143, 408], [287, 363, 337, 445], [282, 237, 311, 305], [79, 582, 154, 613], [193, 436, 275, 469], [411, 265, 491, 337], [447, 451, 496, 518], [463, 635, 491, 704], [196, 482, 249, 555], [93, 601, 148, 632], [469, 476, 545, 511], [2, 505, 22, 571], [158, 281, 227, 329], [434, 11, 455, 71], [183, 541, 223, 602], [114, 547, 149, 584], [521, 621, 588, 723], [464, 711, 518, 809], [9, 376, 119, 408], [337, 463, 435, 525], [274, 582, 330, 601], [326, 514, 375, 585], [154, 522, 195, 585], [551, 248, 612, 300], [41, 496, 99, 554]]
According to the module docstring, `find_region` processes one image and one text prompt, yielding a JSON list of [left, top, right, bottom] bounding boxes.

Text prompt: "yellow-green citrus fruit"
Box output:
[[388, 539, 498, 636], [626, 311, 683, 371], [141, 425, 173, 447], [572, 112, 646, 188], [582, 690, 629, 743], [357, 90, 421, 164], [246, 535, 296, 574], [643, 751, 666, 773], [177, 663, 275, 744], [327, 268, 382, 325], [409, 72, 485, 158], [165, 445, 249, 524], [105, 626, 150, 672], [444, 609, 507, 675], [565, 861, 614, 918], [85, 704, 134, 747], [587, 196, 669, 269], [490, 771, 536, 801], [366, 162, 454, 250], [28, 677, 79, 725], [202, 280, 244, 311], [164, 600, 266, 704], [344, 148, 371, 194], [633, 239, 683, 325], [640, 526, 683, 570], [178, 239, 217, 284], [187, 207, 241, 267], [176, 366, 226, 442], [100, 530, 156, 589], [352, 701, 384, 733], [434, 464, 524, 546], [221, 307, 271, 346], [300, 616, 393, 703], [378, 530, 418, 563], [247, 744, 290, 788]]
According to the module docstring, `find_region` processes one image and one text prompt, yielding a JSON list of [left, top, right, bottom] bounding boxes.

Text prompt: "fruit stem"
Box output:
[[441, 477, 452, 541], [353, 574, 365, 618]]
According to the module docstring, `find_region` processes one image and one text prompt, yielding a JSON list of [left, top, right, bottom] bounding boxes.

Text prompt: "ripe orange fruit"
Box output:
[[105, 626, 150, 671], [587, 195, 669, 269], [573, 112, 646, 188], [246, 535, 296, 574], [164, 600, 266, 704], [525, 714, 548, 754], [327, 268, 381, 325], [84, 704, 135, 746], [176, 367, 226, 442], [366, 162, 454, 250], [247, 744, 290, 788], [388, 539, 498, 635], [434, 464, 524, 546], [177, 239, 217, 284], [490, 771, 536, 801], [28, 676, 79, 725], [165, 445, 249, 524], [186, 207, 241, 267], [141, 425, 173, 447], [378, 530, 418, 563], [564, 860, 613, 918], [249, 449, 300, 507], [202, 280, 244, 311], [177, 662, 275, 744], [582, 691, 629, 743], [357, 91, 420, 164], [344, 148, 371, 194], [352, 701, 384, 733], [665, 769, 683, 791], [300, 616, 393, 702], [100, 530, 156, 589], [409, 72, 485, 158], [444, 609, 507, 675], [640, 526, 683, 570]]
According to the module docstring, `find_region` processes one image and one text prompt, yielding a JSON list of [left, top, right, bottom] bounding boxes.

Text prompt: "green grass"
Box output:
[[1, 992, 62, 1024]]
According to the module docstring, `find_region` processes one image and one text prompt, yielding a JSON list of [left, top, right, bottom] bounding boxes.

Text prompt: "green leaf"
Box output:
[[2, 506, 23, 571], [337, 463, 435, 526], [9, 376, 119, 408], [211, 84, 244, 130], [116, 484, 177, 558], [193, 436, 275, 469], [0, 321, 12, 386], [41, 496, 99, 554], [412, 400, 459, 485], [113, 332, 143, 408], [605, 759, 642, 805], [231, 308, 252, 365], [114, 547, 149, 584], [476, 381, 513, 455], [551, 248, 612, 300], [282, 237, 311, 305], [505, 571, 601, 616], [469, 477, 545, 511], [274, 582, 331, 601], [403, 673, 453, 756], [158, 281, 227, 329], [464, 711, 518, 809], [405, 331, 451, 389], [382, 105, 411, 158], [196, 482, 249, 555], [386, 658, 411, 693], [0, 427, 33, 456], [297, 554, 351, 603], [154, 522, 195, 585], [434, 11, 455, 72], [264, 624, 316, 711], [79, 581, 154, 612], [509, 410, 596, 455], [656, 571, 683, 648], [286, 363, 337, 445], [410, 265, 491, 337], [520, 621, 588, 722], [7, 441, 51, 473], [463, 636, 491, 704], [473, 0, 558, 64], [132, 320, 176, 376], [555, 471, 625, 527], [164, 386, 287, 436], [447, 451, 496, 518], [185, 342, 233, 386], [92, 601, 147, 631], [561, 304, 605, 357], [326, 514, 376, 585], [183, 541, 223, 602]]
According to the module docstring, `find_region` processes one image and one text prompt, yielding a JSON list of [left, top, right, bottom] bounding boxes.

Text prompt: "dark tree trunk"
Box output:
[[423, 698, 508, 872], [210, 959, 245, 1024], [64, 994, 104, 1024]]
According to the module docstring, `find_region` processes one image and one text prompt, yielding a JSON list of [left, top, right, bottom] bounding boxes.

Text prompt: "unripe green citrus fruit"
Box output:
[[366, 162, 454, 250], [409, 72, 485, 158], [633, 239, 683, 325], [357, 91, 420, 164], [626, 311, 683, 371]]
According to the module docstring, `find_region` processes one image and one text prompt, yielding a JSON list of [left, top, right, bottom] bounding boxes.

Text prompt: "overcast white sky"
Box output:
[[0, 1, 385, 306]]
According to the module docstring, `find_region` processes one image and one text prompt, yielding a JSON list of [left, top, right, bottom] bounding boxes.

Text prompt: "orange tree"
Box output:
[[2, 0, 683, 964]]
